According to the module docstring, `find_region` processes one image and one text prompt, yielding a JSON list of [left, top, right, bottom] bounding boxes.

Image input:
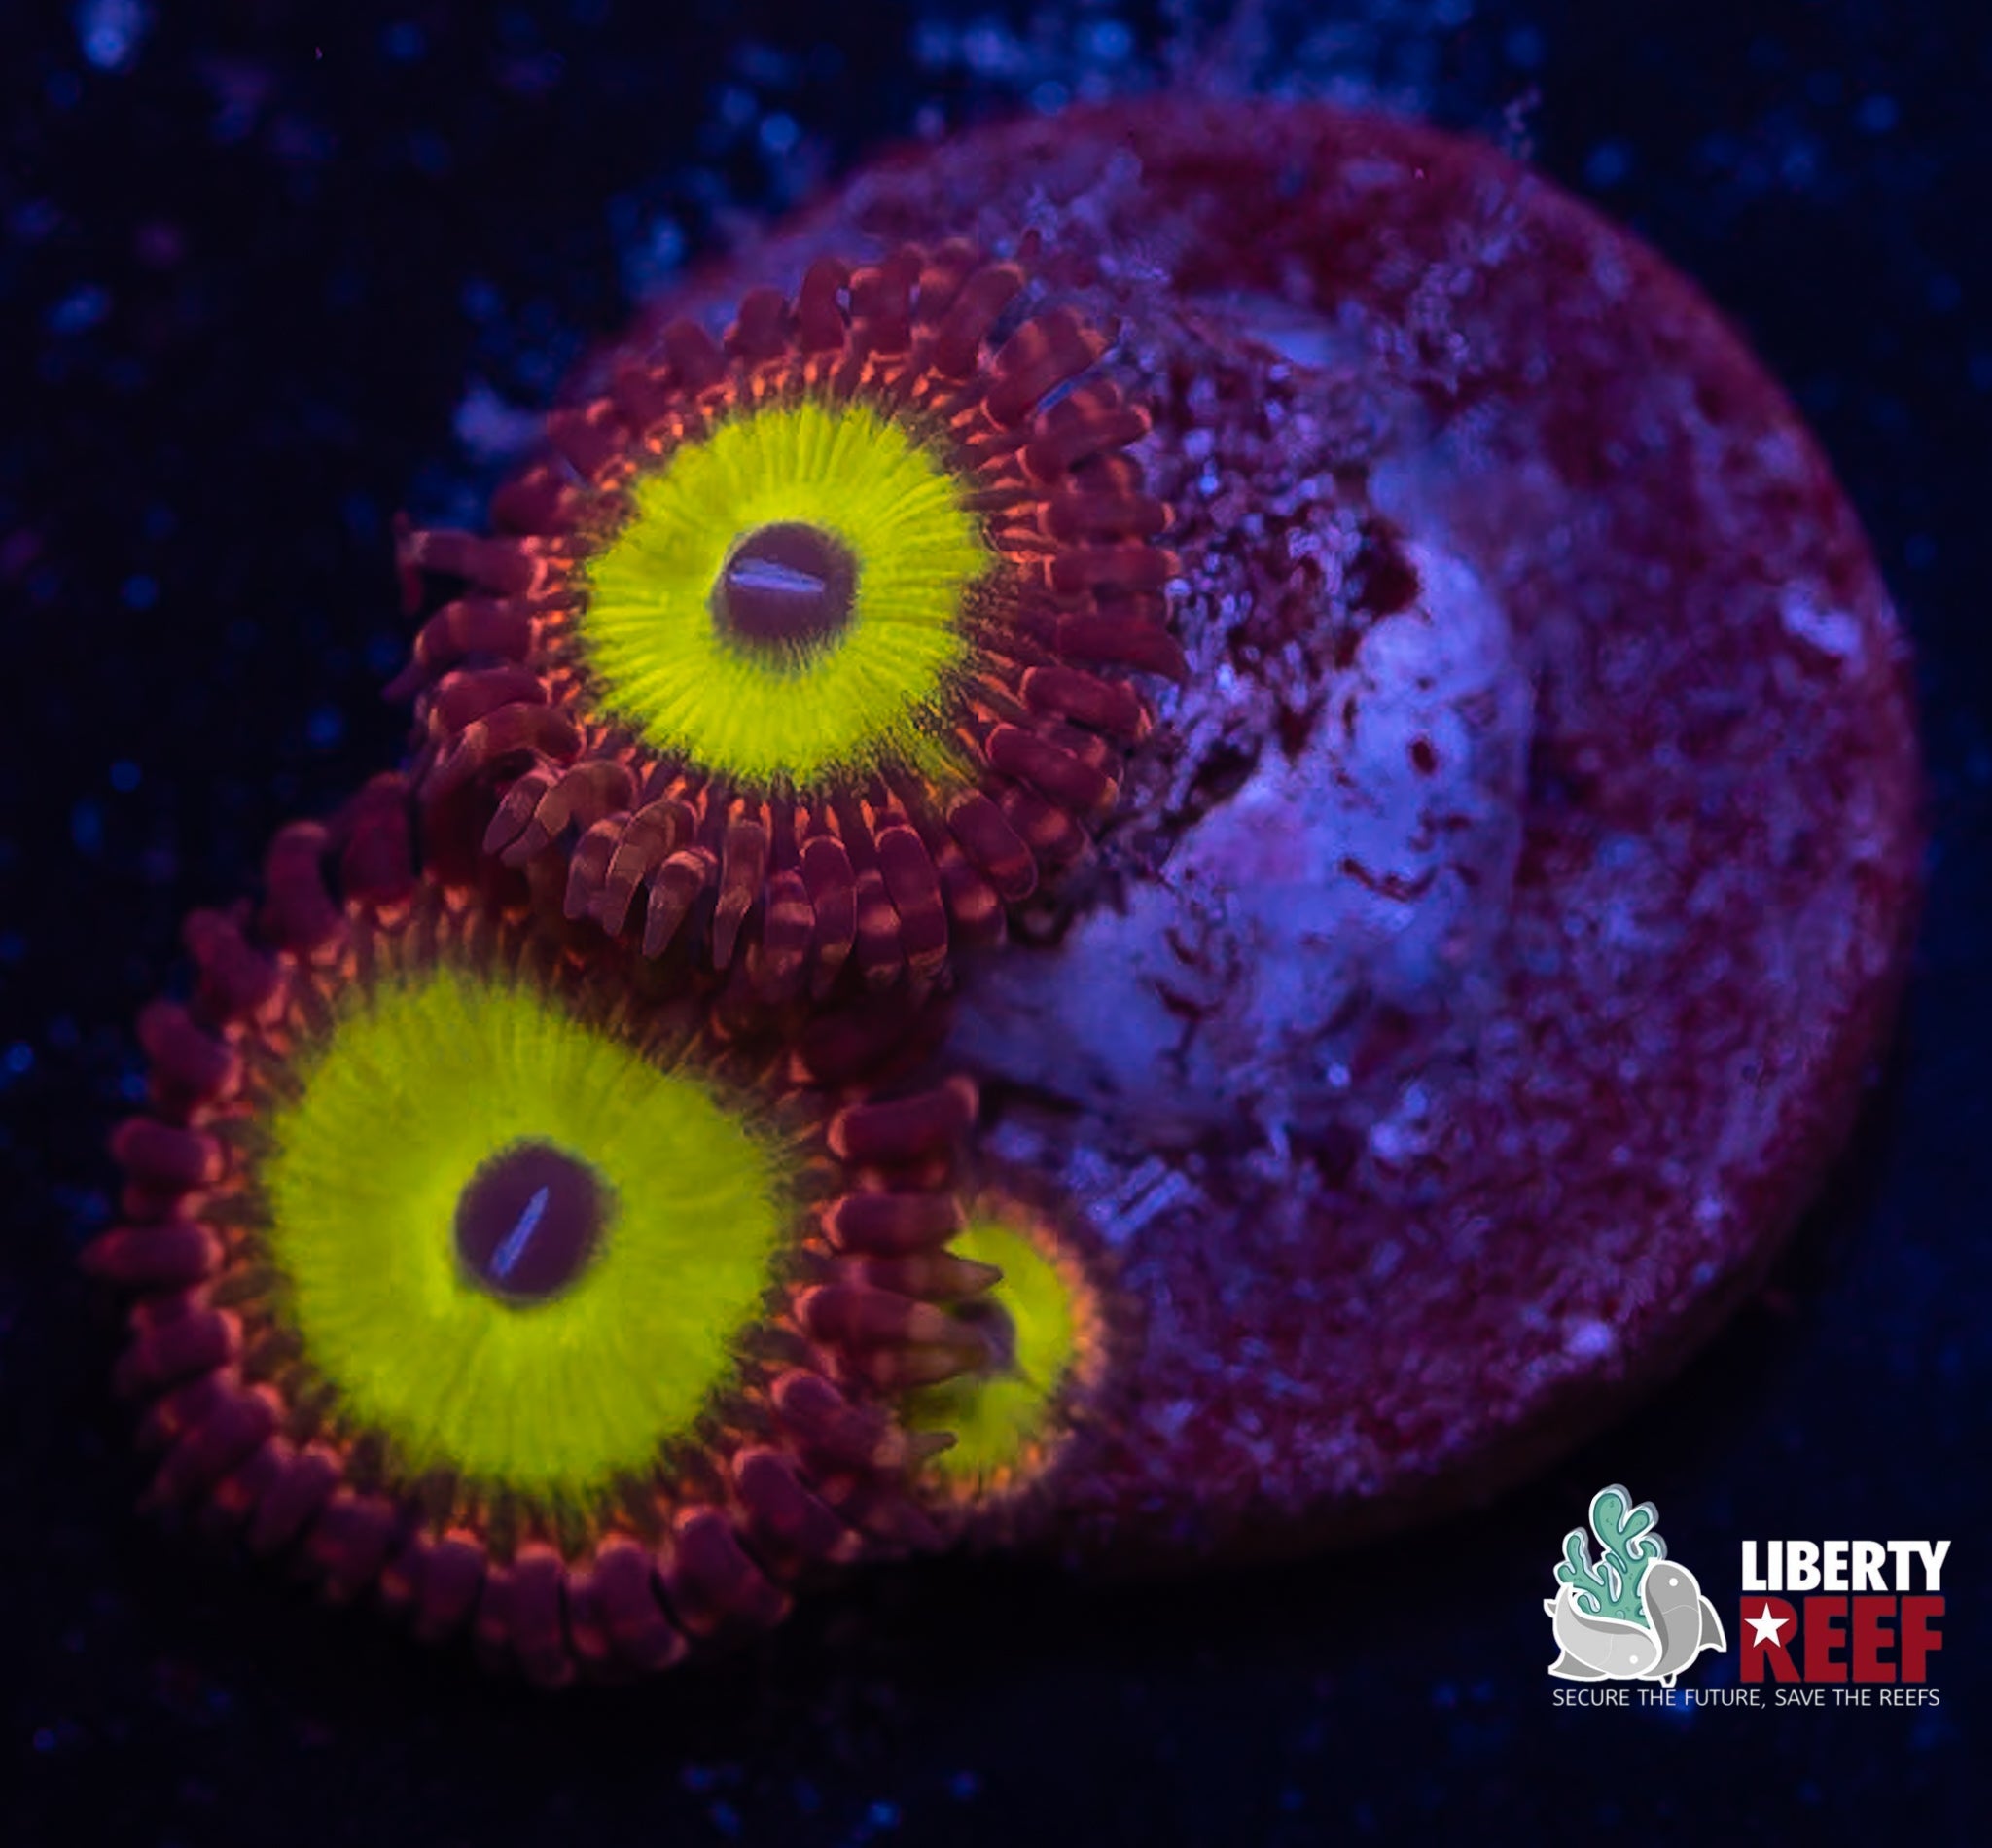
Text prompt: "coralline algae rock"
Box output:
[[644, 97, 1921, 1566]]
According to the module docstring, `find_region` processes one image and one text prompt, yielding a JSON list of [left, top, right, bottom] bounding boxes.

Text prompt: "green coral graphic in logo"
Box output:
[[1557, 1485, 1667, 1623], [1545, 1484, 1727, 1685]]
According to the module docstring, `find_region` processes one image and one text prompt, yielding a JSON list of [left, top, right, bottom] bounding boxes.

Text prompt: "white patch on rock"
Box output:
[[953, 536, 1534, 1146], [1779, 587, 1864, 664], [1562, 1317, 1618, 1362]]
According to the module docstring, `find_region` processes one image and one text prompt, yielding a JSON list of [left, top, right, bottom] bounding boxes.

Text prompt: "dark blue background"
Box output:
[[4, 3, 1984, 1841]]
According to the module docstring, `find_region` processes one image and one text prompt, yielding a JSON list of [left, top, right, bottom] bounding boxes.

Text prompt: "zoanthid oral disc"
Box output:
[[88, 776, 988, 1684], [391, 238, 1179, 999], [897, 1187, 1117, 1547]]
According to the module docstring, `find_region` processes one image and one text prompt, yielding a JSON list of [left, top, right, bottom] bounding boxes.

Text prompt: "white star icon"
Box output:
[[1746, 1604, 1788, 1648]]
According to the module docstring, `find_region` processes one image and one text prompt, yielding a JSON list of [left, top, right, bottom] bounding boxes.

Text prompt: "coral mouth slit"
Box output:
[[453, 1141, 607, 1305], [393, 239, 1179, 995], [712, 521, 858, 659], [952, 1295, 1020, 1379], [89, 779, 997, 1683]]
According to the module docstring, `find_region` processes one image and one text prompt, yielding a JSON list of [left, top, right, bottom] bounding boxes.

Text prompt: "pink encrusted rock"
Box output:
[[661, 99, 1920, 1564]]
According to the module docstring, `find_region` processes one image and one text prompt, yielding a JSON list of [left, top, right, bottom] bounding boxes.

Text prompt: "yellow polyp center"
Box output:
[[255, 965, 788, 1506], [905, 1213, 1085, 1495], [579, 395, 991, 791]]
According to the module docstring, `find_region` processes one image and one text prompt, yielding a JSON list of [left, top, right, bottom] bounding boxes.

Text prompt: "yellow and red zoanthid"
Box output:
[[85, 776, 1004, 1686], [897, 1179, 1124, 1550], [391, 238, 1179, 999]]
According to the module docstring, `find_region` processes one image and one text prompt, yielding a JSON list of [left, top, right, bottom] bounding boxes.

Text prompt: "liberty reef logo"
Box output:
[[1545, 1485, 1725, 1687]]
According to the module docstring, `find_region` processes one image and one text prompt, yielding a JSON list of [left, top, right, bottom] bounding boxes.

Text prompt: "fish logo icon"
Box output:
[[1640, 1559, 1727, 1685], [1545, 1486, 1727, 1685]]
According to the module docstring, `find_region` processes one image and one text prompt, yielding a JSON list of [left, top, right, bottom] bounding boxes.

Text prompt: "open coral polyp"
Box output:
[[393, 239, 1178, 997], [88, 778, 994, 1683]]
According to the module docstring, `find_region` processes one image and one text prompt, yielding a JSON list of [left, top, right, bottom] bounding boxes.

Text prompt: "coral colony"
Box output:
[[89, 100, 1921, 1680]]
